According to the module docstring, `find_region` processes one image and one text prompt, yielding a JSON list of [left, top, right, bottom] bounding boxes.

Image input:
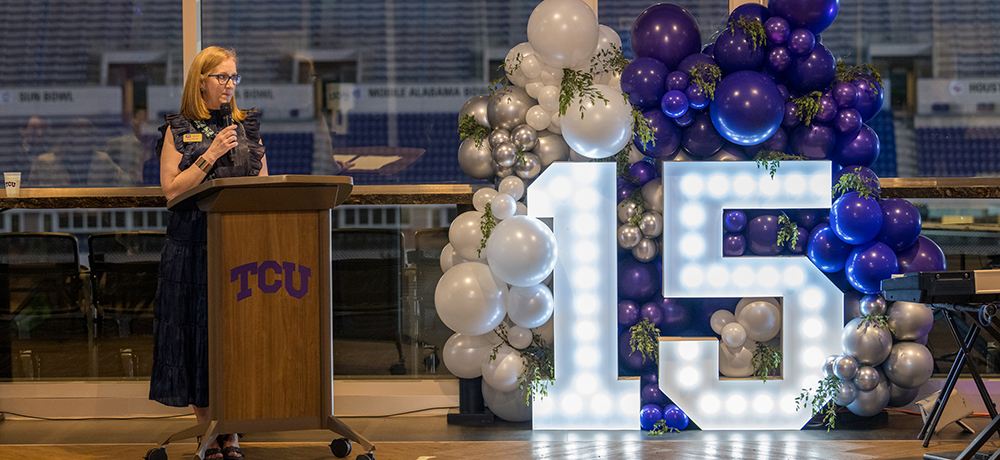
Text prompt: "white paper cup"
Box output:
[[4, 172, 21, 197]]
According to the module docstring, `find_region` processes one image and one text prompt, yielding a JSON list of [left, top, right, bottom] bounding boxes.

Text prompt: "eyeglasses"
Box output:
[[207, 74, 242, 85]]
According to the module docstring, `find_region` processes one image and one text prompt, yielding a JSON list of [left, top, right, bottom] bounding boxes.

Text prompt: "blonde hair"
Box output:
[[179, 46, 247, 121]]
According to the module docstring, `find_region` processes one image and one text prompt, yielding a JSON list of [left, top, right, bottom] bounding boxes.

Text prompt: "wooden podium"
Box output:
[[149, 175, 376, 460]]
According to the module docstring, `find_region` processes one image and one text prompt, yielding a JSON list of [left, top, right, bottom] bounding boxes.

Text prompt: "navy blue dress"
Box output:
[[150, 108, 265, 408]]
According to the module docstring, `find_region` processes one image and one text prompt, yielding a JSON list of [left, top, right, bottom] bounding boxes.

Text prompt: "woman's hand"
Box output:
[[205, 124, 238, 162]]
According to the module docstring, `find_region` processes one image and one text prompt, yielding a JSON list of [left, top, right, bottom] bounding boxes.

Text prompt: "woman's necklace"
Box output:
[[191, 119, 218, 138]]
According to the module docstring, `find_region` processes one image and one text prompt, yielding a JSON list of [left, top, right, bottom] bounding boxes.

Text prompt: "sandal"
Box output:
[[197, 436, 223, 460], [221, 446, 244, 460]]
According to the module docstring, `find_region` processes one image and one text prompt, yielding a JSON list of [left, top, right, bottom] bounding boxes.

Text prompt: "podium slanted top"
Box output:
[[167, 175, 353, 213]]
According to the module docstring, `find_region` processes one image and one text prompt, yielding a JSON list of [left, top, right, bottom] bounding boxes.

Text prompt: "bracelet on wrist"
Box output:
[[194, 156, 213, 173]]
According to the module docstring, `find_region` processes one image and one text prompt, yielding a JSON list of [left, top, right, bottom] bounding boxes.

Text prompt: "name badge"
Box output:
[[183, 133, 203, 142]]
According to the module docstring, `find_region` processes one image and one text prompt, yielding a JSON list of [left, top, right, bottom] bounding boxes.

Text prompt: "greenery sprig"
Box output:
[[489, 54, 524, 96], [797, 375, 842, 431], [489, 323, 555, 406], [615, 145, 635, 182], [792, 91, 824, 126], [751, 342, 782, 383], [458, 114, 491, 148], [858, 314, 895, 336], [688, 63, 722, 100], [754, 150, 805, 179], [590, 43, 629, 76], [632, 108, 655, 150], [477, 202, 496, 257], [729, 16, 767, 50], [629, 317, 660, 365], [647, 419, 681, 435], [777, 214, 799, 250], [835, 60, 883, 94], [626, 188, 645, 228], [832, 172, 878, 200], [559, 68, 609, 118]]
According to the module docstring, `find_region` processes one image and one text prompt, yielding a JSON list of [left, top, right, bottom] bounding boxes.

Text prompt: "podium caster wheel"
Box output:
[[330, 438, 352, 458], [356, 453, 375, 460], [144, 447, 167, 460]]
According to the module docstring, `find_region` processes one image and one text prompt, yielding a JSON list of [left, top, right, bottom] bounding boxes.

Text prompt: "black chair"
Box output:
[[408, 227, 452, 373], [0, 232, 91, 380], [88, 231, 165, 377], [331, 229, 407, 375]]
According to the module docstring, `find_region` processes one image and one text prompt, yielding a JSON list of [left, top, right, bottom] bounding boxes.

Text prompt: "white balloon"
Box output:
[[498, 176, 525, 201], [640, 178, 663, 214], [533, 316, 554, 344], [435, 262, 508, 336], [538, 85, 560, 113], [505, 43, 533, 87], [735, 297, 781, 319], [473, 188, 499, 212], [525, 106, 551, 131], [525, 81, 545, 99], [443, 332, 493, 379], [486, 216, 558, 287], [627, 143, 646, 164], [440, 243, 457, 272], [482, 380, 532, 422], [527, 0, 599, 68], [590, 25, 623, 82], [721, 322, 747, 348], [738, 300, 782, 342], [482, 345, 524, 392], [606, 74, 622, 92], [710, 309, 736, 335], [491, 194, 517, 220], [561, 83, 633, 159], [508, 326, 534, 349], [520, 54, 543, 80], [507, 284, 554, 328], [516, 201, 528, 216], [485, 329, 505, 345], [540, 66, 564, 86], [547, 113, 562, 134], [719, 342, 754, 378], [449, 211, 487, 261]]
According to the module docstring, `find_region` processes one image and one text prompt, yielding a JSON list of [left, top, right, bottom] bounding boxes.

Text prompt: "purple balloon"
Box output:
[[746, 215, 783, 256], [769, 0, 841, 34], [661, 90, 690, 118], [673, 110, 695, 128], [725, 210, 748, 232], [816, 94, 838, 123], [830, 191, 883, 245], [665, 71, 690, 92], [730, 3, 770, 23], [629, 160, 658, 185], [846, 241, 899, 295], [787, 226, 810, 253], [876, 198, 922, 252], [724, 232, 747, 257], [766, 45, 792, 73], [619, 299, 641, 328], [640, 404, 664, 430], [808, 223, 855, 272], [631, 4, 702, 70], [619, 256, 660, 301], [710, 71, 784, 145], [617, 178, 638, 203], [659, 298, 691, 334], [787, 28, 816, 56], [641, 382, 669, 406], [853, 74, 884, 121], [685, 84, 709, 110], [788, 44, 836, 92], [777, 84, 790, 101], [782, 101, 801, 129], [635, 108, 682, 159], [620, 331, 655, 372], [844, 289, 865, 321], [640, 301, 665, 329], [797, 209, 821, 230], [764, 17, 790, 43], [790, 122, 837, 159], [834, 108, 862, 136], [662, 404, 690, 430], [714, 25, 766, 75], [677, 53, 718, 76], [682, 111, 725, 157], [832, 165, 881, 200], [702, 44, 715, 59], [896, 235, 947, 274], [833, 81, 859, 108], [743, 127, 789, 158], [621, 57, 670, 109], [834, 124, 880, 168]]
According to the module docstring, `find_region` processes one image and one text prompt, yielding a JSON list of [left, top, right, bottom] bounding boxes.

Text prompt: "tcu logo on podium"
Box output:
[[230, 261, 312, 301]]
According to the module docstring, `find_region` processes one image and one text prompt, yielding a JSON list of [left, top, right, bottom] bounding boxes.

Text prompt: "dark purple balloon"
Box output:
[[777, 84, 790, 101], [846, 241, 898, 295], [769, 0, 841, 34], [617, 178, 638, 203], [641, 301, 665, 329], [619, 256, 660, 302], [766, 45, 792, 73], [629, 159, 658, 185], [787, 28, 816, 56], [790, 122, 836, 159], [682, 111, 725, 157], [852, 74, 884, 121], [834, 124, 880, 168], [743, 127, 789, 158], [725, 210, 748, 232], [714, 25, 766, 75], [896, 235, 947, 274], [782, 101, 801, 129], [640, 404, 664, 430], [662, 404, 690, 430], [677, 53, 718, 76], [876, 198, 922, 252], [746, 215, 783, 256], [832, 165, 881, 200], [834, 108, 862, 136], [673, 110, 695, 127], [621, 57, 670, 109], [797, 209, 821, 230], [833, 81, 859, 108], [619, 299, 641, 328], [724, 232, 747, 257], [685, 84, 709, 110], [786, 226, 810, 253], [630, 4, 702, 70], [641, 382, 669, 406], [816, 94, 838, 123], [764, 17, 790, 43], [830, 191, 883, 245], [666, 71, 690, 92], [710, 70, 784, 145], [702, 43, 715, 58], [788, 44, 836, 92], [635, 108, 682, 159], [661, 90, 689, 118], [844, 290, 865, 322], [730, 3, 770, 23], [620, 331, 655, 372], [659, 298, 691, 334], [807, 223, 855, 272]]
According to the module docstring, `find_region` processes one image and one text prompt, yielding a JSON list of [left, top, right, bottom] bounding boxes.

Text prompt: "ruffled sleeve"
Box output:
[[241, 108, 265, 175], [155, 113, 203, 172]]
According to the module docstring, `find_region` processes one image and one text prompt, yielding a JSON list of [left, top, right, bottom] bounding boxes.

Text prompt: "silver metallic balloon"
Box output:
[[617, 224, 642, 249], [887, 382, 920, 408], [853, 365, 880, 392], [514, 153, 541, 180], [859, 294, 887, 316], [846, 379, 890, 417], [511, 124, 539, 152], [835, 379, 859, 406], [631, 238, 658, 262], [489, 128, 512, 150], [533, 130, 571, 167], [842, 317, 893, 365], [641, 178, 664, 214], [834, 355, 859, 381], [460, 95, 490, 128], [487, 86, 534, 131], [823, 355, 839, 378], [457, 137, 495, 180], [639, 211, 663, 238], [887, 301, 934, 342], [617, 200, 639, 224], [495, 162, 514, 179], [493, 142, 518, 168], [883, 342, 934, 389]]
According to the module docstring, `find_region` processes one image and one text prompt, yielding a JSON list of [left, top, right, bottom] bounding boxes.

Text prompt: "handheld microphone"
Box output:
[[220, 104, 234, 159]]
